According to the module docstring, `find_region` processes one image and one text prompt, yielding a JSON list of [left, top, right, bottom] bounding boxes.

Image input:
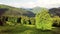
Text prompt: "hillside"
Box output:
[[49, 8, 60, 17], [0, 4, 35, 17]]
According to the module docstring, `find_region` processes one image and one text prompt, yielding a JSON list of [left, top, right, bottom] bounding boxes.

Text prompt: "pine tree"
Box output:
[[35, 8, 53, 30]]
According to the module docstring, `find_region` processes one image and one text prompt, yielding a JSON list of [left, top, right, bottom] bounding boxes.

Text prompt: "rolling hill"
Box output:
[[0, 4, 35, 17]]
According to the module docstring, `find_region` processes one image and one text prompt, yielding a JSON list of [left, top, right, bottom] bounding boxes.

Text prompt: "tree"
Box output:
[[53, 16, 60, 27], [6, 17, 17, 25], [35, 8, 53, 30]]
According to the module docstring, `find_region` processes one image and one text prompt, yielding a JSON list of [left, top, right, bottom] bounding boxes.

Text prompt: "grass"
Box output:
[[0, 24, 60, 34]]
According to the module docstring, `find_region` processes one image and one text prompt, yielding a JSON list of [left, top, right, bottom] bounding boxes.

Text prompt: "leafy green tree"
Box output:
[[30, 17, 35, 25], [53, 16, 60, 26], [35, 8, 53, 30], [8, 17, 17, 23], [6, 17, 17, 25]]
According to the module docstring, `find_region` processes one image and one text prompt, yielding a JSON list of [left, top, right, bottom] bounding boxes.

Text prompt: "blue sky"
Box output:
[[0, 0, 60, 8]]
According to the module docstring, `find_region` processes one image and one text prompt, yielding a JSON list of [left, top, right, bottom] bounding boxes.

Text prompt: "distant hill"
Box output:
[[0, 4, 35, 17], [23, 7, 42, 14], [49, 8, 60, 17], [32, 7, 41, 13]]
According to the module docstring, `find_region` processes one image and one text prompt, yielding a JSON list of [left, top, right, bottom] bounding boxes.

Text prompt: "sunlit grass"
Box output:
[[0, 24, 60, 34]]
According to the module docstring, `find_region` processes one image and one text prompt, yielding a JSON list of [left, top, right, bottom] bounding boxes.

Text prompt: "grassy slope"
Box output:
[[0, 24, 60, 34], [0, 4, 35, 17]]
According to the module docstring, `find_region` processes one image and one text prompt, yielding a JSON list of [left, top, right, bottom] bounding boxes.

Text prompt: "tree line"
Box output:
[[0, 7, 60, 30]]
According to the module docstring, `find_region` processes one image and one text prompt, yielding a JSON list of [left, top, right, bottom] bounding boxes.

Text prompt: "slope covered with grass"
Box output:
[[0, 4, 35, 17], [0, 24, 60, 34]]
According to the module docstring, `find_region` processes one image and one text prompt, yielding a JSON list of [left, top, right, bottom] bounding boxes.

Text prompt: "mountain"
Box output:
[[25, 7, 44, 14], [0, 4, 35, 17], [31, 7, 41, 13], [23, 7, 42, 14], [49, 8, 60, 17]]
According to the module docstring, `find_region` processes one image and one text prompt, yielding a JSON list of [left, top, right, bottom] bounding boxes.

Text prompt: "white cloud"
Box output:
[[0, 0, 60, 8], [36, 0, 60, 8]]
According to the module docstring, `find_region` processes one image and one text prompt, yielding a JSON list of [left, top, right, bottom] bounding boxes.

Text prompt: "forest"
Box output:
[[0, 4, 60, 34]]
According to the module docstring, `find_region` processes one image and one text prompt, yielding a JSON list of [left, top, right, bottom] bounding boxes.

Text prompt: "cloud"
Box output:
[[0, 0, 60, 8], [36, 0, 60, 8]]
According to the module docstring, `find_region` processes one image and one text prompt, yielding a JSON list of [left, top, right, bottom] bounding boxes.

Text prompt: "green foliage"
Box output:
[[21, 16, 29, 25], [6, 21, 15, 25], [21, 18, 26, 24], [6, 17, 17, 25], [35, 8, 53, 30], [21, 16, 35, 25], [8, 17, 17, 23], [53, 16, 60, 26], [30, 17, 35, 25]]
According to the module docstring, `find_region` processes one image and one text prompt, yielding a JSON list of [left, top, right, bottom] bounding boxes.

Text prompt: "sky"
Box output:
[[0, 0, 60, 8]]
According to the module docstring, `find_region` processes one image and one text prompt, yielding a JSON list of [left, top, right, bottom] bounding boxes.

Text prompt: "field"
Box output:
[[0, 24, 60, 34]]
